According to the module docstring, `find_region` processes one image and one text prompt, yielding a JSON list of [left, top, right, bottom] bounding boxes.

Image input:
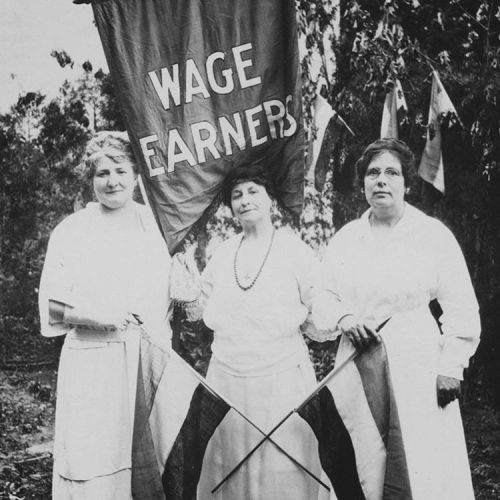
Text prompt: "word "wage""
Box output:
[[148, 43, 261, 110]]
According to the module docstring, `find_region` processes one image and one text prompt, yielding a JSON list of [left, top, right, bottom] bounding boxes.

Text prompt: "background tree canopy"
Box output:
[[0, 0, 499, 407]]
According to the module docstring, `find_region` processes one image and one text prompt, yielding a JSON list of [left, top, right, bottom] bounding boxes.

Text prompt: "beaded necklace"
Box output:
[[233, 229, 275, 291]]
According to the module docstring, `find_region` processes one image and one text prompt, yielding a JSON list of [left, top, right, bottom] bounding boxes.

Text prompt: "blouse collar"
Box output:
[[360, 202, 418, 236]]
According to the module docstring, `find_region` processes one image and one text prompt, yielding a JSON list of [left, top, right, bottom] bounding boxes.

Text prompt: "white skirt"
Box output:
[[52, 328, 140, 499], [197, 352, 330, 500], [52, 468, 132, 500]]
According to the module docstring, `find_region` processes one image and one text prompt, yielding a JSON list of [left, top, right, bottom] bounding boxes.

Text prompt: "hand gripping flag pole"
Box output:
[[173, 350, 332, 493], [211, 316, 392, 494]]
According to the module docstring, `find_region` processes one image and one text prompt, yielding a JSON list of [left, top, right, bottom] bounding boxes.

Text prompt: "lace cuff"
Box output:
[[300, 315, 339, 342], [170, 248, 201, 304]]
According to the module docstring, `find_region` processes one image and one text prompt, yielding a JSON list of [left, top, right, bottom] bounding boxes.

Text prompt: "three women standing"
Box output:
[[39, 131, 172, 499], [41, 132, 480, 499]]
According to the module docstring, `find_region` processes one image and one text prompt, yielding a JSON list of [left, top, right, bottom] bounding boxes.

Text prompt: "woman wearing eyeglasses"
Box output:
[[314, 138, 480, 500]]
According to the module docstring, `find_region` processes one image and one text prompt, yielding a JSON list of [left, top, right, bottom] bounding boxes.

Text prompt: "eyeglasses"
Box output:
[[365, 167, 402, 179]]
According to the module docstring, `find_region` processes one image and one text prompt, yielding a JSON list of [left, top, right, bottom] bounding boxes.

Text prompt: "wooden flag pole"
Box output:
[[137, 175, 151, 209]]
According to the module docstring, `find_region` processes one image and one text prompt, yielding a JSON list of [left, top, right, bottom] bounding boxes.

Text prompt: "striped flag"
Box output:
[[298, 342, 412, 500], [380, 79, 408, 139], [418, 71, 458, 193], [132, 335, 231, 500], [306, 92, 336, 187], [133, 334, 335, 499], [306, 88, 354, 192]]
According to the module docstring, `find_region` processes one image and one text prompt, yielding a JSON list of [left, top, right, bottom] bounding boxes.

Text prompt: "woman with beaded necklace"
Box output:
[[191, 163, 328, 499]]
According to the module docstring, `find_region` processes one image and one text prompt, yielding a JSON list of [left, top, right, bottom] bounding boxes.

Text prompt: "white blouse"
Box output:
[[313, 203, 480, 379], [201, 228, 319, 373], [39, 201, 172, 342]]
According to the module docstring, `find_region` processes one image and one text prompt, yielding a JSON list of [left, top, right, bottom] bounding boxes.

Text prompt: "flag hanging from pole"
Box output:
[[418, 71, 458, 193], [380, 79, 408, 139], [132, 334, 324, 499], [306, 87, 354, 192], [132, 336, 231, 500], [92, 0, 305, 252], [297, 341, 412, 500], [306, 92, 336, 187]]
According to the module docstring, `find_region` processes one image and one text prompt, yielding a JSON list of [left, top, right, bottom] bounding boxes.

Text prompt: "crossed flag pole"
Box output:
[[172, 349, 332, 493], [211, 316, 392, 494]]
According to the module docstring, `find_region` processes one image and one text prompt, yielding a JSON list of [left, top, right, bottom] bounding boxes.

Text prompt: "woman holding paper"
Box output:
[[314, 138, 480, 499], [178, 163, 330, 499], [39, 131, 172, 499]]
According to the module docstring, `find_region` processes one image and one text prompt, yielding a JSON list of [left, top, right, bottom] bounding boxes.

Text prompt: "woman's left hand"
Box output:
[[436, 375, 461, 407]]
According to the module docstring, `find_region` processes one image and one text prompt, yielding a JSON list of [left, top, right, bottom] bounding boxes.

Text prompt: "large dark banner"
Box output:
[[93, 0, 305, 252]]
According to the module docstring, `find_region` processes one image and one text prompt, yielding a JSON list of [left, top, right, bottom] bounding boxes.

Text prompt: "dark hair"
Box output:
[[355, 138, 416, 187], [222, 163, 276, 207]]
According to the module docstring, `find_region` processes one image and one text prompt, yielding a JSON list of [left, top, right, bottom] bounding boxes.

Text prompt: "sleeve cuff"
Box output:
[[312, 291, 352, 331], [437, 363, 465, 380]]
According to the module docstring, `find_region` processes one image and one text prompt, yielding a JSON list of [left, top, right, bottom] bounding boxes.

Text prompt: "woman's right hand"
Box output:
[[101, 310, 142, 330], [63, 304, 142, 331], [338, 315, 381, 351]]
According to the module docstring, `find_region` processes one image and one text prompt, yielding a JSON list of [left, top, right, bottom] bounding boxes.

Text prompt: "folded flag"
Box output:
[[418, 71, 458, 193], [132, 336, 231, 500], [380, 79, 408, 139], [298, 342, 412, 500]]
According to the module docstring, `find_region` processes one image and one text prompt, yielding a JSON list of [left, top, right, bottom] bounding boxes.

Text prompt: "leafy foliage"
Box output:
[[0, 370, 56, 499]]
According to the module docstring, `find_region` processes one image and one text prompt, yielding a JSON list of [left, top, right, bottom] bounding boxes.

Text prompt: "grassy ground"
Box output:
[[1, 364, 499, 500], [463, 401, 500, 499], [0, 370, 55, 499]]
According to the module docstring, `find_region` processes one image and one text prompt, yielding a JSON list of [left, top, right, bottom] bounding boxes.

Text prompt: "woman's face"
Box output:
[[93, 156, 137, 210], [230, 181, 272, 225], [363, 151, 405, 210]]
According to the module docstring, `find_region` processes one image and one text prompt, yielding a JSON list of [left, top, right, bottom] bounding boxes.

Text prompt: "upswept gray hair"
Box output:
[[81, 130, 137, 179]]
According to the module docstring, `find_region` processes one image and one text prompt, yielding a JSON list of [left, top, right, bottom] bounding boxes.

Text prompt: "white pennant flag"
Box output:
[[380, 79, 408, 139], [418, 71, 458, 193]]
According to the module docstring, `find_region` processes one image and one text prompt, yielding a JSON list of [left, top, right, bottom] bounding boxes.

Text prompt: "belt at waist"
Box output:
[[210, 344, 311, 378], [67, 325, 141, 343]]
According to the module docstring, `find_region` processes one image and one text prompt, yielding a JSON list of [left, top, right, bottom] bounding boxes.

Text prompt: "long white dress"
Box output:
[[196, 228, 329, 500], [314, 203, 481, 500], [39, 201, 172, 499]]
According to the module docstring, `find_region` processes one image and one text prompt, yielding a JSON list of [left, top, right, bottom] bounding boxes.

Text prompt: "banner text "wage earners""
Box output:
[[139, 43, 298, 177]]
